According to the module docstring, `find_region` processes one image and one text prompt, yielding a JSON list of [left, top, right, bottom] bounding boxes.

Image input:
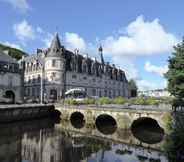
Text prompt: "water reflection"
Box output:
[[0, 113, 183, 162]]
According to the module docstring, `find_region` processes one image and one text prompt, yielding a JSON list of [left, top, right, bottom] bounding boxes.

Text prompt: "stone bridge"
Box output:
[[55, 105, 173, 133]]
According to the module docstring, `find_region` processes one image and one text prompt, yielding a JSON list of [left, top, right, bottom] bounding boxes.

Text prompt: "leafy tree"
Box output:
[[0, 43, 27, 60], [128, 79, 138, 97], [165, 39, 184, 99]]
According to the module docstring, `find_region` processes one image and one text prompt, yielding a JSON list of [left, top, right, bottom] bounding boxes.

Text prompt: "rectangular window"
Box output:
[[52, 60, 56, 67], [32, 88, 35, 96], [28, 88, 30, 96], [104, 90, 107, 97], [92, 89, 96, 96], [72, 75, 77, 79]]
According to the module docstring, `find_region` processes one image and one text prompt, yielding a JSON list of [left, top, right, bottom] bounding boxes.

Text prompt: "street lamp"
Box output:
[[40, 65, 44, 104], [37, 59, 45, 104]]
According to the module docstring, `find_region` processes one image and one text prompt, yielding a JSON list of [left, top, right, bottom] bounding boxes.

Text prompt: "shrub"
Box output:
[[84, 98, 96, 104], [146, 98, 160, 105], [98, 97, 112, 105], [132, 97, 147, 105], [113, 96, 127, 104], [131, 97, 160, 105], [64, 99, 78, 105]]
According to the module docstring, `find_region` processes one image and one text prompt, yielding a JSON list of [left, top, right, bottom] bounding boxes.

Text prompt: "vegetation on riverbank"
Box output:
[[64, 96, 173, 106]]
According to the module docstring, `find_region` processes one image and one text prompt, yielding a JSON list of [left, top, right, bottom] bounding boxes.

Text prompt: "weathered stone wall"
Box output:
[[0, 104, 55, 122], [0, 72, 22, 102], [56, 105, 173, 133]]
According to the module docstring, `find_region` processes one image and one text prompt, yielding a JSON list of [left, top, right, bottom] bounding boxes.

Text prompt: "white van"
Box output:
[[65, 88, 87, 101]]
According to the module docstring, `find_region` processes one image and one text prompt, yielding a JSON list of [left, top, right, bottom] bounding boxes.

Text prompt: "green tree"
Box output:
[[165, 39, 184, 99], [128, 79, 138, 97], [0, 43, 27, 60]]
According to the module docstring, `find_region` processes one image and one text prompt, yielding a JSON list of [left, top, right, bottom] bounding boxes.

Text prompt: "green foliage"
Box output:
[[98, 97, 112, 105], [146, 98, 160, 105], [158, 97, 173, 105], [128, 79, 138, 90], [162, 112, 173, 131], [113, 96, 127, 104], [165, 39, 184, 99], [0, 43, 27, 60], [64, 99, 78, 105], [64, 96, 170, 106], [128, 79, 138, 97], [130, 97, 147, 105], [83, 98, 96, 104], [130, 97, 160, 105]]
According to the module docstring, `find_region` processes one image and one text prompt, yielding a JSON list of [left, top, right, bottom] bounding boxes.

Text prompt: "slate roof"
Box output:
[[47, 33, 62, 57]]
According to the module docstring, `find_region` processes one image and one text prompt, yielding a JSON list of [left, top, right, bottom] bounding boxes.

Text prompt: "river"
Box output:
[[0, 114, 183, 162]]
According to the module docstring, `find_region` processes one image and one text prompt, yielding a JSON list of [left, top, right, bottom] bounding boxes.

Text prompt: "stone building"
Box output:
[[23, 33, 129, 102], [0, 50, 24, 103]]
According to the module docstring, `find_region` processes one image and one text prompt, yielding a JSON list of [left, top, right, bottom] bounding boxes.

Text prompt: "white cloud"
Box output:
[[65, 32, 86, 52], [103, 15, 178, 57], [3, 41, 22, 50], [13, 20, 35, 41], [112, 56, 139, 80], [137, 79, 158, 91], [137, 79, 167, 91], [2, 0, 30, 12], [36, 27, 44, 34], [144, 61, 168, 76], [42, 33, 54, 48], [10, 15, 176, 91]]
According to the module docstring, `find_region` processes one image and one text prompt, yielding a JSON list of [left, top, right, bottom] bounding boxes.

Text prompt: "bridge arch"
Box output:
[[70, 111, 85, 129], [131, 117, 164, 144], [95, 114, 117, 135], [4, 90, 15, 104]]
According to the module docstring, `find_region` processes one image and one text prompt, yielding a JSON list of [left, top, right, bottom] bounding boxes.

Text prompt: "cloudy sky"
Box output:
[[0, 0, 183, 90]]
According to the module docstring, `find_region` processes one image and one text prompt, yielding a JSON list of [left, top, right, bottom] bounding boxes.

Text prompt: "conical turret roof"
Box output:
[[47, 33, 62, 57]]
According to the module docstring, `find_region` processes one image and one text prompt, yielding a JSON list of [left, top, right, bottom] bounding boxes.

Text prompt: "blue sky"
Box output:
[[0, 0, 183, 90]]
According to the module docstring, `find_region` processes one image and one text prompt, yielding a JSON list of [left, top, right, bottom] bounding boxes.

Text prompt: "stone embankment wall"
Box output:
[[0, 104, 55, 122]]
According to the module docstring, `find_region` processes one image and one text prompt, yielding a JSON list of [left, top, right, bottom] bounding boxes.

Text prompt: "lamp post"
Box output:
[[38, 59, 45, 104], [40, 65, 44, 104]]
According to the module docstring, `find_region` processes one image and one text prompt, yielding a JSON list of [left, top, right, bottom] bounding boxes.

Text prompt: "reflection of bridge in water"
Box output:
[[0, 116, 169, 162], [55, 121, 167, 162]]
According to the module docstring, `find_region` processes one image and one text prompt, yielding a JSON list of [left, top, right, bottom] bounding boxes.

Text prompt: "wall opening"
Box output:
[[95, 114, 117, 135], [70, 112, 85, 129], [50, 89, 57, 102], [131, 117, 164, 144], [4, 90, 15, 104]]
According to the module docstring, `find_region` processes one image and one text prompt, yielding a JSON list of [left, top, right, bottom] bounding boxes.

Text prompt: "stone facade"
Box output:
[[23, 33, 129, 102], [0, 50, 24, 103]]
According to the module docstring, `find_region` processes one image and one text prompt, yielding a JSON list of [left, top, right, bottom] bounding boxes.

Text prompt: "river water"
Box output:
[[0, 115, 183, 162]]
